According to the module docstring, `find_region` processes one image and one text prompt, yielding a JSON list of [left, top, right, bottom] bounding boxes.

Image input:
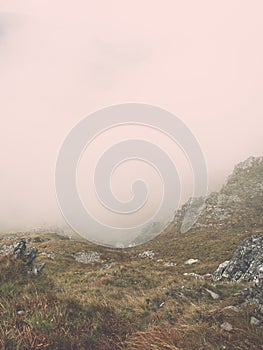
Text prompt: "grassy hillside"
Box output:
[[0, 227, 262, 350]]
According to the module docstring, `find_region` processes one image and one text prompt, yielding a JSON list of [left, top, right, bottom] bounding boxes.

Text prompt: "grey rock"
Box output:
[[12, 240, 45, 274], [220, 322, 233, 332], [26, 247, 38, 268], [183, 272, 204, 280], [14, 239, 26, 259], [101, 264, 112, 270], [169, 156, 263, 231], [72, 251, 101, 263], [184, 258, 200, 265], [0, 243, 15, 255], [213, 261, 229, 281], [204, 288, 220, 300], [212, 234, 263, 282], [41, 251, 55, 260], [33, 263, 46, 275], [138, 250, 155, 259], [163, 262, 177, 267], [250, 316, 260, 326], [213, 233, 263, 311], [17, 310, 25, 316], [222, 305, 239, 312], [26, 237, 45, 244], [248, 264, 263, 311]]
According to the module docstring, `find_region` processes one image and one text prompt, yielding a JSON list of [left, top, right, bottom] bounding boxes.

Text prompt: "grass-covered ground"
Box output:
[[0, 227, 262, 349]]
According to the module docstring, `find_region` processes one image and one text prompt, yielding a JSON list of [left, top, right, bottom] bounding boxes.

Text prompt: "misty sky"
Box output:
[[0, 1, 262, 234]]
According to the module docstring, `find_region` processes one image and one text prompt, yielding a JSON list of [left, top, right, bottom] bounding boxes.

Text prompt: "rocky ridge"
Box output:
[[170, 156, 263, 232]]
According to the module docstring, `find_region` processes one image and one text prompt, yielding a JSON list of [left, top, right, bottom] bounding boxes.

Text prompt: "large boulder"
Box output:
[[212, 234, 263, 282], [213, 233, 263, 311]]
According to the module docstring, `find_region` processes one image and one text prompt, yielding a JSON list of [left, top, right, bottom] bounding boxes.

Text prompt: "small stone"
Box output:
[[163, 262, 177, 267], [221, 322, 233, 332], [184, 258, 200, 265], [34, 263, 45, 274], [17, 310, 25, 316], [205, 288, 220, 300], [138, 250, 155, 259], [72, 251, 101, 263], [101, 264, 111, 270], [250, 316, 260, 326], [183, 272, 204, 280], [222, 306, 239, 312], [41, 251, 55, 260]]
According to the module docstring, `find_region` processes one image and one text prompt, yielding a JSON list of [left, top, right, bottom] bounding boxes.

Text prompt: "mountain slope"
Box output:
[[0, 156, 262, 350], [169, 156, 263, 233]]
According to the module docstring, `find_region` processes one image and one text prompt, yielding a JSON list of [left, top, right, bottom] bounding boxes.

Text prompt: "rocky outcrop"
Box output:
[[13, 240, 45, 274], [248, 264, 263, 312], [212, 234, 263, 282], [213, 233, 263, 311], [170, 156, 263, 231]]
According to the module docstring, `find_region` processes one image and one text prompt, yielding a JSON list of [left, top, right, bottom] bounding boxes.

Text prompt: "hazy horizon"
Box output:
[[0, 1, 262, 236]]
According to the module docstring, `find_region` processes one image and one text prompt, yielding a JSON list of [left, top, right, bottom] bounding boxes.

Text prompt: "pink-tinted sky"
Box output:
[[0, 1, 262, 232]]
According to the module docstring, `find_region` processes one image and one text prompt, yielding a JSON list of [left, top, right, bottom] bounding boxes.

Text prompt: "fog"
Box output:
[[0, 1, 262, 239]]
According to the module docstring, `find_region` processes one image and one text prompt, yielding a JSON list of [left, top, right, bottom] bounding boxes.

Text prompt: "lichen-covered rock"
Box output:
[[138, 250, 155, 259], [212, 234, 263, 282], [213, 233, 263, 312], [72, 251, 102, 263], [248, 264, 263, 312], [12, 240, 45, 274]]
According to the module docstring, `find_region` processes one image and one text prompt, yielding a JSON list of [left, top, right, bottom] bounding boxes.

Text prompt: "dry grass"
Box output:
[[0, 227, 262, 349], [122, 326, 180, 350]]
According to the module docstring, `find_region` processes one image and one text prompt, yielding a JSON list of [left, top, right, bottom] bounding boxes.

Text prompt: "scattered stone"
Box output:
[[222, 306, 239, 312], [33, 263, 46, 275], [17, 310, 25, 316], [0, 244, 15, 255], [250, 316, 260, 326], [204, 288, 220, 300], [14, 240, 26, 259], [184, 258, 200, 265], [72, 251, 101, 263], [41, 251, 56, 260], [0, 235, 18, 242], [204, 273, 213, 280], [26, 237, 45, 244], [138, 250, 155, 259], [183, 272, 204, 280], [26, 247, 38, 269], [221, 322, 233, 332], [101, 264, 111, 270], [163, 262, 177, 267]]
